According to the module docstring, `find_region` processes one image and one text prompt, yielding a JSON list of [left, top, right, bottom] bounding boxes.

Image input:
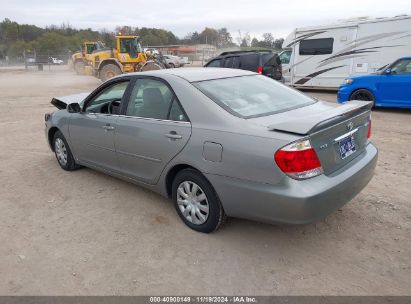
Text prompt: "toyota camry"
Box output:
[[45, 68, 378, 233]]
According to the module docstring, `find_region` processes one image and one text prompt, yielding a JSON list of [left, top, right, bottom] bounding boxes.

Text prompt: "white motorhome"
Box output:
[[280, 15, 411, 89]]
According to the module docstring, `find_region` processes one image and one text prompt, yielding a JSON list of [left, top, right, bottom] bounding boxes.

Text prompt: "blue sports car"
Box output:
[[338, 57, 411, 109]]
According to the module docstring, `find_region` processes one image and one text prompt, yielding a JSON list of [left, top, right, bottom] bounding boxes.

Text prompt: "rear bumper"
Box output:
[[206, 143, 378, 225]]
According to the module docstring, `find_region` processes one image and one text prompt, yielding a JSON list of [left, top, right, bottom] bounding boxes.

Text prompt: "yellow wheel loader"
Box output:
[[86, 35, 163, 82], [71, 42, 104, 75]]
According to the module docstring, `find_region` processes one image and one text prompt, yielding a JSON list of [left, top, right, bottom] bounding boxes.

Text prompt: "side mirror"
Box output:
[[385, 68, 392, 74], [67, 103, 81, 113]]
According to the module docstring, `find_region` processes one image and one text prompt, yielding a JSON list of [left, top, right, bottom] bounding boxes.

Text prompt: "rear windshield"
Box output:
[[262, 53, 280, 66], [240, 54, 259, 71], [194, 75, 315, 118]]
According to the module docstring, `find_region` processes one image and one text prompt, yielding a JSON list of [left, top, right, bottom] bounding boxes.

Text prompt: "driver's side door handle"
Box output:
[[165, 131, 182, 140]]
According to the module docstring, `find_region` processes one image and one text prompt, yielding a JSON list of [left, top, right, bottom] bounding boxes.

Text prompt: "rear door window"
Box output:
[[223, 57, 234, 68], [240, 54, 259, 72], [126, 79, 173, 120], [232, 57, 240, 68]]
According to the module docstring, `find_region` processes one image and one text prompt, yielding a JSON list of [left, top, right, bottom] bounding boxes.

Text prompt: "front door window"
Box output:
[[390, 59, 411, 74], [85, 81, 129, 114]]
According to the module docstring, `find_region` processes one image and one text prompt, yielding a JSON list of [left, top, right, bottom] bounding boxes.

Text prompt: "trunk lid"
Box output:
[[249, 100, 373, 175], [51, 92, 89, 110]]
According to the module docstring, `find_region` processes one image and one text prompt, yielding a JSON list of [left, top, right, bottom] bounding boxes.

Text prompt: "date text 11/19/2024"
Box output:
[[149, 296, 257, 303]]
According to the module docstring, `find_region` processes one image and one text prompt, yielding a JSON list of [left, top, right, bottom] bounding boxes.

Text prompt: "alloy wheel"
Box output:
[[55, 138, 68, 166]]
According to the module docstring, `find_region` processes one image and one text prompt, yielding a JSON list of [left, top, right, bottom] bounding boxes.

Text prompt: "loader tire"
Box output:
[[100, 64, 122, 82], [74, 61, 85, 75], [141, 61, 163, 71]]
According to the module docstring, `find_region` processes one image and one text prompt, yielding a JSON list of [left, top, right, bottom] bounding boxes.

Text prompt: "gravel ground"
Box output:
[[0, 66, 410, 295]]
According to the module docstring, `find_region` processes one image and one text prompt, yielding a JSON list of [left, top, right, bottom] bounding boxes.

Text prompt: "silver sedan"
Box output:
[[45, 68, 378, 233]]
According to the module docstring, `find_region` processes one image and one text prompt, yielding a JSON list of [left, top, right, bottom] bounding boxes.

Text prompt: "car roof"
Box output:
[[400, 56, 411, 60], [218, 50, 273, 56], [120, 67, 256, 82]]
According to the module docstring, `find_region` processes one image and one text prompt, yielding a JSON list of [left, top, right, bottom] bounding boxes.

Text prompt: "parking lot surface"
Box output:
[[0, 66, 410, 295]]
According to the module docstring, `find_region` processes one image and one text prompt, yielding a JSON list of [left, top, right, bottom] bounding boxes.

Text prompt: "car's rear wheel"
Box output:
[[349, 89, 374, 102], [172, 169, 226, 233], [53, 131, 80, 171]]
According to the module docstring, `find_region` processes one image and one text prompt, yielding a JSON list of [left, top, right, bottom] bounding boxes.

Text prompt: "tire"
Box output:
[[172, 169, 226, 233], [349, 89, 375, 102], [99, 64, 122, 82], [74, 61, 85, 75], [141, 61, 163, 71], [168, 63, 175, 68], [52, 131, 80, 171]]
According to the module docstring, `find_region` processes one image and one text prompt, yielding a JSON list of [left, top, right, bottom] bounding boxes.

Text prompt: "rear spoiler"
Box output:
[[50, 92, 89, 110], [268, 100, 373, 135]]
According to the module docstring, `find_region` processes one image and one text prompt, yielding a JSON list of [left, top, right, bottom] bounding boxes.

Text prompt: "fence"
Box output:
[[0, 50, 71, 69]]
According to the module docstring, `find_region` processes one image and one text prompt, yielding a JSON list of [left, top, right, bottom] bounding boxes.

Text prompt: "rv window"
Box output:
[[299, 38, 334, 55]]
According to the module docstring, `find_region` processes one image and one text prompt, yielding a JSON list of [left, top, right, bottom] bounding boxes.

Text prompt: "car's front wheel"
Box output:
[[172, 169, 226, 233], [349, 89, 375, 103], [53, 131, 80, 171]]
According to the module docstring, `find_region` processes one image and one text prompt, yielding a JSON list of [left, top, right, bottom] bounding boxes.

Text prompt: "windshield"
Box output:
[[194, 75, 315, 118], [120, 38, 143, 57], [279, 51, 291, 64]]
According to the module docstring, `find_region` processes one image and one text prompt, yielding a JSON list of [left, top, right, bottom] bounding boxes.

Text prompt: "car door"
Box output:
[[68, 79, 131, 172], [115, 77, 191, 184], [378, 59, 411, 106]]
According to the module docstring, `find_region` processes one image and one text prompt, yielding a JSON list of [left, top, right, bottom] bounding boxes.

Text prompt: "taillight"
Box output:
[[274, 139, 323, 180], [367, 118, 371, 139], [257, 66, 263, 74]]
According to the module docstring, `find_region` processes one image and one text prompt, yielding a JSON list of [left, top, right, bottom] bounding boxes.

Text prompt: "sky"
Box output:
[[0, 0, 410, 40]]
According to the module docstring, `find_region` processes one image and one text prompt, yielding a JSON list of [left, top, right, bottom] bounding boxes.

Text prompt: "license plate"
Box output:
[[339, 136, 356, 159]]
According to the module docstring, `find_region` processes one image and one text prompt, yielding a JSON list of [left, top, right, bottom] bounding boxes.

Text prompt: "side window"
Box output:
[[299, 38, 334, 55], [126, 78, 187, 121], [232, 57, 240, 68], [223, 57, 234, 68], [240, 54, 259, 72], [390, 59, 411, 74], [206, 59, 222, 67], [169, 100, 188, 122], [279, 51, 292, 64], [85, 81, 129, 113]]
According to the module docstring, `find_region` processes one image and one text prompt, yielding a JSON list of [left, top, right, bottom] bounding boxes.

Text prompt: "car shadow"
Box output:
[[47, 157, 358, 256], [373, 107, 411, 114]]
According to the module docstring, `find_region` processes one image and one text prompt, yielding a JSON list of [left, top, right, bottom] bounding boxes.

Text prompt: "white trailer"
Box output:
[[280, 15, 411, 89]]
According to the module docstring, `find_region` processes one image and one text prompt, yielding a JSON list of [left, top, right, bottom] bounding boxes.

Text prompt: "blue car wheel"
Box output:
[[350, 89, 374, 103]]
